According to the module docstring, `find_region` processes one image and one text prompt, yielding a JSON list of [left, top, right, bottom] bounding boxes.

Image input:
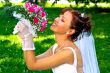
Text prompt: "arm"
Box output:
[[36, 46, 53, 59], [24, 49, 73, 70], [16, 21, 74, 70]]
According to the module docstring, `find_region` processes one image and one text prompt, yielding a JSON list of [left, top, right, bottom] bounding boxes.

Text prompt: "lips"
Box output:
[[51, 22, 57, 27], [51, 18, 59, 27], [52, 24, 56, 26]]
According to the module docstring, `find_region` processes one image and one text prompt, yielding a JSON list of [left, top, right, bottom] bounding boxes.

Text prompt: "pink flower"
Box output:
[[28, 7, 34, 12], [34, 7, 39, 13], [40, 11, 46, 17], [40, 20, 48, 31], [25, 2, 31, 9], [39, 7, 43, 11], [40, 27, 46, 32], [33, 17, 39, 24], [41, 20, 48, 27], [32, 4, 37, 9]]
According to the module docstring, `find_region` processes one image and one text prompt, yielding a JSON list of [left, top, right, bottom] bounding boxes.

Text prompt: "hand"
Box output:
[[15, 19, 35, 51], [15, 20, 30, 39]]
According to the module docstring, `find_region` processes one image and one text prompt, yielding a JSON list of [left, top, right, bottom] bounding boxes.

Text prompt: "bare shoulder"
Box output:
[[73, 45, 83, 68], [62, 44, 83, 65]]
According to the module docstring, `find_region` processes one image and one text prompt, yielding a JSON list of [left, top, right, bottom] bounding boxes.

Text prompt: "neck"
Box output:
[[55, 33, 71, 47]]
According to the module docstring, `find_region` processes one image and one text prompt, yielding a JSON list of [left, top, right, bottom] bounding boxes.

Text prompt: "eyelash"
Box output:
[[59, 16, 64, 22], [61, 19, 64, 22]]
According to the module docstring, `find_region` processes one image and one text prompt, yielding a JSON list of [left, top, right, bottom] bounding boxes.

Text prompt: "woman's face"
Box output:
[[50, 11, 73, 34]]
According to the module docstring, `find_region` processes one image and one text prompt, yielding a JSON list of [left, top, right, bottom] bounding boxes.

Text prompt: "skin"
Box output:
[[19, 11, 83, 72]]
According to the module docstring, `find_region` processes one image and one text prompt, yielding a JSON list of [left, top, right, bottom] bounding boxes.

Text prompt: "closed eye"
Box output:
[[59, 15, 65, 22], [61, 19, 64, 22]]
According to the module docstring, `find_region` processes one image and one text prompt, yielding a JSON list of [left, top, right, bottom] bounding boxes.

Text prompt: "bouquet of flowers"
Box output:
[[12, 2, 48, 37]]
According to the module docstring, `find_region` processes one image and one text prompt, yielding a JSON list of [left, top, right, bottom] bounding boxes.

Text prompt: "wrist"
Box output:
[[22, 34, 35, 51]]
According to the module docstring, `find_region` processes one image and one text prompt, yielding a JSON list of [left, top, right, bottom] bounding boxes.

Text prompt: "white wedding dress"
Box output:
[[75, 32, 100, 73], [52, 45, 78, 73]]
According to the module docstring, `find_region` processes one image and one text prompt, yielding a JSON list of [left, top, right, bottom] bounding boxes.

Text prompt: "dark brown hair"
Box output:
[[60, 8, 91, 41]]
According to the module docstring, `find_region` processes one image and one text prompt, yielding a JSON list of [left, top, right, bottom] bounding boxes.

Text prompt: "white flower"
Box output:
[[81, 13, 85, 17], [13, 11, 22, 19]]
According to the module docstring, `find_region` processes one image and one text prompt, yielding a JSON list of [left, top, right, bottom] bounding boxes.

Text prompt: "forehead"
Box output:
[[62, 11, 73, 22]]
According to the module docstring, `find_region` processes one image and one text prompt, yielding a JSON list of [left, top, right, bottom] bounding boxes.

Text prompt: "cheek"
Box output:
[[58, 22, 70, 31], [56, 22, 68, 31], [50, 21, 68, 33], [50, 24, 64, 32], [58, 23, 65, 29], [51, 23, 68, 33]]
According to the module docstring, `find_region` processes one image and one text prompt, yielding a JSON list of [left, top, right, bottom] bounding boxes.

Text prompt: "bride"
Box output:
[[15, 8, 100, 73]]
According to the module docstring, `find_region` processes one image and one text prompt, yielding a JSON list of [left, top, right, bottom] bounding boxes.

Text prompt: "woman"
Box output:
[[16, 8, 91, 73]]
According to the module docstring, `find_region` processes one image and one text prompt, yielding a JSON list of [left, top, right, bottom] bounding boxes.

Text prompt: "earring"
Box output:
[[66, 32, 69, 34]]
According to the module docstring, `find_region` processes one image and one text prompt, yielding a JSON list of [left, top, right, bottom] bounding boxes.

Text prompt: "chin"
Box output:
[[50, 25, 55, 32], [50, 24, 60, 33], [50, 26, 58, 34]]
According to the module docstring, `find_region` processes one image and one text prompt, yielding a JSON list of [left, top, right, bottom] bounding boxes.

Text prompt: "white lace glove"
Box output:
[[15, 20, 35, 51], [13, 18, 37, 37], [22, 35, 35, 51]]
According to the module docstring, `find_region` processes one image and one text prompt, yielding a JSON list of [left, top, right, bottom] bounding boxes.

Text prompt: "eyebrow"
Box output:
[[60, 15, 65, 20]]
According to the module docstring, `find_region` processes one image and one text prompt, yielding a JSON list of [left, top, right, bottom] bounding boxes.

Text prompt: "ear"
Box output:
[[66, 29, 75, 35]]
